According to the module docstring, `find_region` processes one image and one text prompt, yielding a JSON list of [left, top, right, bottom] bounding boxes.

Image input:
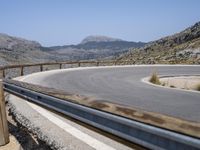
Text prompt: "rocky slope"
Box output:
[[47, 35, 146, 60], [117, 21, 200, 64], [0, 33, 60, 65]]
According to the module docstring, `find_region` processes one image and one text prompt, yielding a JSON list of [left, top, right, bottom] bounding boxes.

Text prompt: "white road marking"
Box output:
[[27, 102, 116, 150]]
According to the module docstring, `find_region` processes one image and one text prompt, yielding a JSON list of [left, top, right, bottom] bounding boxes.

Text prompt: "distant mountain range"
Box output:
[[80, 35, 123, 44], [46, 36, 146, 60], [117, 21, 200, 64], [0, 34, 146, 65]]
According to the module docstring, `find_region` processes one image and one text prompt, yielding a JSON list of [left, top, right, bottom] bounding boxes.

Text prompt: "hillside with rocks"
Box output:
[[0, 33, 61, 65], [117, 21, 200, 64], [0, 34, 146, 65], [1, 21, 200, 66]]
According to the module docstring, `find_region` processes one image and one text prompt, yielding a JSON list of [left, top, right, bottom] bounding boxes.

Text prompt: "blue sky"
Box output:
[[0, 0, 199, 46]]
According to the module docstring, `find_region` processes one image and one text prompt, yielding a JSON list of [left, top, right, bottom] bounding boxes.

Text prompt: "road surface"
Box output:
[[22, 65, 200, 122]]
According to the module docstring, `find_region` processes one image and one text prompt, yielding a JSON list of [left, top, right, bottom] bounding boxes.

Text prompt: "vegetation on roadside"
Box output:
[[161, 82, 166, 86], [170, 85, 176, 88], [149, 72, 161, 85], [196, 83, 200, 91]]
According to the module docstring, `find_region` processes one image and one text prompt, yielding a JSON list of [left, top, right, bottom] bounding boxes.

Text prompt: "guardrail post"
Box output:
[[0, 70, 3, 79], [40, 65, 43, 72], [0, 81, 9, 146], [2, 70, 5, 78], [20, 66, 24, 76], [59, 64, 62, 69]]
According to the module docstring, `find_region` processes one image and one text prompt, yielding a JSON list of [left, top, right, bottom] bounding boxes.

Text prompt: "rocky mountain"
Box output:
[[0, 34, 146, 65], [2, 21, 199, 66], [47, 35, 146, 60], [0, 33, 63, 65], [117, 21, 200, 64], [81, 35, 122, 44]]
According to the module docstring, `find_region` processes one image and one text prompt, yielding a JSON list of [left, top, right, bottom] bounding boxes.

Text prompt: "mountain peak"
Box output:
[[81, 35, 123, 44]]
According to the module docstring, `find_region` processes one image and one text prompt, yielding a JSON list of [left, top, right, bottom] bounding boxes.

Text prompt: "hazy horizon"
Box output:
[[0, 0, 200, 46]]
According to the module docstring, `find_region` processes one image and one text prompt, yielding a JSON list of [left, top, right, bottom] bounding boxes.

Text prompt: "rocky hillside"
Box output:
[[47, 35, 146, 60], [117, 21, 200, 64], [0, 33, 41, 50], [0, 33, 61, 65], [0, 34, 146, 65]]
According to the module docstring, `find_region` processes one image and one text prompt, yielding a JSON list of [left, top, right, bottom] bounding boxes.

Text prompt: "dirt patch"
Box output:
[[86, 101, 200, 139], [138, 112, 165, 125], [116, 107, 136, 116], [160, 76, 200, 91], [89, 101, 109, 109], [115, 106, 164, 125]]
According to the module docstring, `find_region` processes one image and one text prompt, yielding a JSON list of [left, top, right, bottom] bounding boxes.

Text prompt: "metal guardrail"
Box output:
[[3, 80, 200, 150]]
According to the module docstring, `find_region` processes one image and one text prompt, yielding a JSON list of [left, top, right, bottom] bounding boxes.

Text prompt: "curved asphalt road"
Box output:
[[23, 65, 200, 122]]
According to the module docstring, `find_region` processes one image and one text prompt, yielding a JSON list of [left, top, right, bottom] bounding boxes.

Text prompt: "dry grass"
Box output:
[[196, 83, 200, 91], [170, 85, 176, 88], [149, 72, 161, 85]]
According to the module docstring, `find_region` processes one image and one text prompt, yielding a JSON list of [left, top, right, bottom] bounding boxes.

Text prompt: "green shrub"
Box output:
[[149, 72, 161, 85]]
